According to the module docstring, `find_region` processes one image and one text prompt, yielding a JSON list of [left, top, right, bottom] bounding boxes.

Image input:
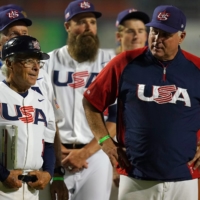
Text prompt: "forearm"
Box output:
[[78, 123, 116, 160], [83, 98, 110, 141], [106, 121, 116, 138], [81, 138, 101, 158]]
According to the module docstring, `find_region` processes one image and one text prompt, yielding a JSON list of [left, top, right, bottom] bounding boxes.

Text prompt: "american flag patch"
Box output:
[[54, 99, 60, 109]]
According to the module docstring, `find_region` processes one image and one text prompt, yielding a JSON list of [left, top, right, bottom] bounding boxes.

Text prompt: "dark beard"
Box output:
[[68, 31, 99, 62]]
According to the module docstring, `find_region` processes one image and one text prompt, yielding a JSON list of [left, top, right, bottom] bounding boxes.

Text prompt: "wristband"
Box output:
[[98, 135, 110, 145], [52, 177, 64, 181]]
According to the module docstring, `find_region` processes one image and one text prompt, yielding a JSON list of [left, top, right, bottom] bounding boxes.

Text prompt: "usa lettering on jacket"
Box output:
[[137, 84, 191, 107]]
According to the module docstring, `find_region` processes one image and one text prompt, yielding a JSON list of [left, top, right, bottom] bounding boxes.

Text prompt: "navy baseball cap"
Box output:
[[116, 8, 150, 27], [0, 4, 27, 17], [146, 5, 186, 33], [64, 0, 102, 22], [0, 4, 23, 12], [0, 8, 32, 31]]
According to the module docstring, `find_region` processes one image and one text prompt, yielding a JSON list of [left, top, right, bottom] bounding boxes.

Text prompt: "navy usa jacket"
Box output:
[[84, 46, 200, 181]]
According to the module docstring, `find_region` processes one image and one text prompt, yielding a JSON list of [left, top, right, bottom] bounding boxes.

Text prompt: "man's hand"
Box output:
[[3, 169, 23, 189], [50, 178, 69, 200], [62, 148, 88, 173], [101, 138, 130, 168], [28, 170, 51, 190], [113, 167, 119, 188], [101, 138, 118, 167], [117, 147, 131, 169], [188, 141, 200, 169]]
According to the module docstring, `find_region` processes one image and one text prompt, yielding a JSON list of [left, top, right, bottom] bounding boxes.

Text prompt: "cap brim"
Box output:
[[11, 51, 49, 60], [120, 11, 150, 25], [145, 22, 178, 33], [0, 17, 32, 31], [40, 52, 49, 60], [29, 51, 50, 60], [93, 11, 102, 19], [65, 11, 102, 21]]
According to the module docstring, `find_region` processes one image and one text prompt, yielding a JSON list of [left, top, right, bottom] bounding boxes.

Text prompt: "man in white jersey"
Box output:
[[0, 35, 55, 200], [43, 0, 116, 199], [0, 7, 68, 200]]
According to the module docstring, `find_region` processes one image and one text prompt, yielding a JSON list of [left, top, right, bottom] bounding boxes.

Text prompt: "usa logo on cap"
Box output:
[[65, 12, 70, 20], [80, 1, 90, 9], [157, 11, 170, 21], [129, 9, 137, 13], [32, 41, 40, 50], [7, 10, 19, 19]]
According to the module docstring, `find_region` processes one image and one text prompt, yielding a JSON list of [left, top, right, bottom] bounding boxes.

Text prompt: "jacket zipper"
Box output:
[[163, 67, 166, 81], [157, 60, 169, 82]]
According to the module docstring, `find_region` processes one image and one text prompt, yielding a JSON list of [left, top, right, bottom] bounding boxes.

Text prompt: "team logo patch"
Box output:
[[129, 8, 137, 13], [6, 10, 19, 19], [32, 41, 40, 50], [116, 20, 119, 27], [65, 12, 70, 20], [157, 10, 170, 21], [54, 99, 60, 109], [80, 1, 91, 9]]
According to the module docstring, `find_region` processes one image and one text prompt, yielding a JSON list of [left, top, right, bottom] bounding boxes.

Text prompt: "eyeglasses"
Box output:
[[16, 58, 45, 69]]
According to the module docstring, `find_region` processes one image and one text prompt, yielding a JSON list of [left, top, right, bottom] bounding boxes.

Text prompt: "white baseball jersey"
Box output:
[[0, 66, 63, 122], [44, 45, 115, 144], [33, 69, 63, 122], [0, 82, 55, 170]]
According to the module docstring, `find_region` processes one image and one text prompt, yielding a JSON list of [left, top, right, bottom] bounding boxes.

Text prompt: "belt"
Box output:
[[18, 175, 38, 183], [62, 143, 87, 149]]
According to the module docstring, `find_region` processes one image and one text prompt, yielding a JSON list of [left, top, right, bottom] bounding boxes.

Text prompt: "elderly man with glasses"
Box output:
[[0, 35, 56, 200]]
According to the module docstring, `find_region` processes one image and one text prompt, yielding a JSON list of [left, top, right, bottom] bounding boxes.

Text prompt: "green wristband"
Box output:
[[52, 177, 64, 181], [98, 135, 110, 145]]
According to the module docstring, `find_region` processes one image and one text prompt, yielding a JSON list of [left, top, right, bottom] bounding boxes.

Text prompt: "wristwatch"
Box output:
[[54, 166, 65, 176]]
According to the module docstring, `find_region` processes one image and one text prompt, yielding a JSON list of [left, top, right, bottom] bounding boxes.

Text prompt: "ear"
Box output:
[[6, 59, 12, 69], [179, 31, 186, 44], [116, 31, 122, 43], [64, 22, 70, 33]]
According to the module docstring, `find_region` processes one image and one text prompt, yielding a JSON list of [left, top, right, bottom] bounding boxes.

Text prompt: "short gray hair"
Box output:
[[1, 56, 15, 78]]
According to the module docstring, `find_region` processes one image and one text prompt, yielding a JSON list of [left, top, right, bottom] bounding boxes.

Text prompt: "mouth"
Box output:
[[152, 45, 163, 51], [131, 42, 140, 45], [28, 73, 38, 78]]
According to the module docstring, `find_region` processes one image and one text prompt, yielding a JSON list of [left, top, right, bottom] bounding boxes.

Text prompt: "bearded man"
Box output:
[[43, 1, 116, 200]]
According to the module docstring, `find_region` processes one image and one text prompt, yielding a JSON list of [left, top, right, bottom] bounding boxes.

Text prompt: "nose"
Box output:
[[85, 24, 89, 31], [85, 22, 91, 31], [133, 31, 139, 39], [154, 32, 166, 42], [32, 60, 41, 70], [154, 33, 159, 41]]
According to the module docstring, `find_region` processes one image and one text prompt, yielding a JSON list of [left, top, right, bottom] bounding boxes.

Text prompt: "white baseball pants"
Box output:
[[118, 175, 198, 200]]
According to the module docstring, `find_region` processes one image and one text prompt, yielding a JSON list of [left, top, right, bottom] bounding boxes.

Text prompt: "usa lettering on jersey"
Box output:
[[137, 84, 191, 107], [53, 71, 98, 88], [0, 103, 47, 125]]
